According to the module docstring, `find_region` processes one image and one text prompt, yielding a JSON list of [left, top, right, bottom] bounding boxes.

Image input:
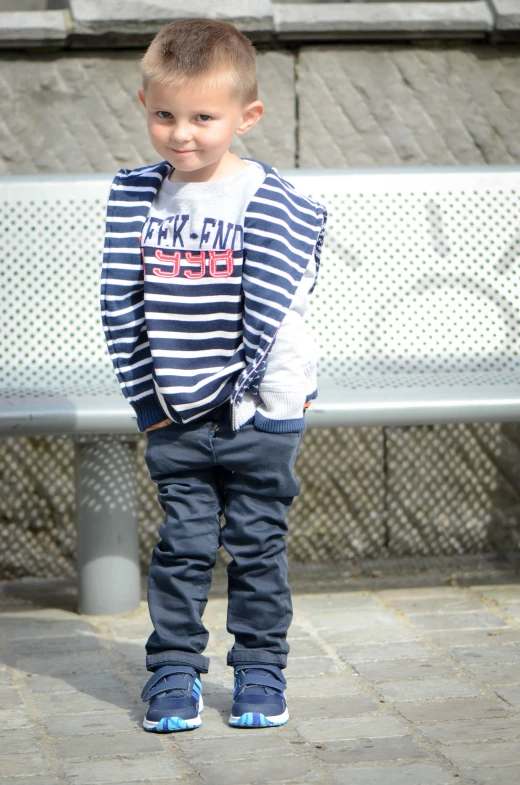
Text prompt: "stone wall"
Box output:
[[2, 10, 520, 574]]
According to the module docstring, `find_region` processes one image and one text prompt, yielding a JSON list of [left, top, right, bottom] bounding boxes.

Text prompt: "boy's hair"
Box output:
[[141, 18, 258, 105]]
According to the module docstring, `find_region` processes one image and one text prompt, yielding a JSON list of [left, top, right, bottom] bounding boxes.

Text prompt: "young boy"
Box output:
[[100, 18, 326, 732]]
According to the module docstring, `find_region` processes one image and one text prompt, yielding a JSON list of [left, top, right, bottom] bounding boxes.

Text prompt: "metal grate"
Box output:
[[2, 169, 520, 576]]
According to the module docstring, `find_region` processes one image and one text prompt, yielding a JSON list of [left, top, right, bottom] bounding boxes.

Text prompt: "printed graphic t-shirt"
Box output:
[[141, 162, 266, 422]]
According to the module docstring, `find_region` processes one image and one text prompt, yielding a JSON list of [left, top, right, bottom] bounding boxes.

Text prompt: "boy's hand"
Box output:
[[146, 418, 172, 432]]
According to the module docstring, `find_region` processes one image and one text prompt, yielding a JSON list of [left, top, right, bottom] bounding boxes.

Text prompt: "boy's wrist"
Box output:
[[146, 418, 172, 432]]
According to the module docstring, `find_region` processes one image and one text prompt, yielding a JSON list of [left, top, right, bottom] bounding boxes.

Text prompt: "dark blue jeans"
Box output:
[[143, 406, 303, 674]]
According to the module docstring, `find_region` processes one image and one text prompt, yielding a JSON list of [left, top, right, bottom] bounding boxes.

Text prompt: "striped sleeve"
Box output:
[[100, 167, 166, 430], [237, 172, 327, 399]]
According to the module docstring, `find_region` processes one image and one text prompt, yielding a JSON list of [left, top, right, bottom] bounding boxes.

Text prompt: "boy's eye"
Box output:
[[197, 114, 212, 122], [157, 111, 172, 119]]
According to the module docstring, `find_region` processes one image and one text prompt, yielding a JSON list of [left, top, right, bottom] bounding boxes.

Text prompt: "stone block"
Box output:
[[0, 754, 51, 777], [63, 754, 179, 784], [0, 709, 30, 731], [179, 733, 294, 763], [409, 612, 507, 632], [287, 673, 363, 697], [334, 763, 456, 785], [494, 684, 520, 706], [54, 731, 162, 760], [397, 697, 510, 723], [70, 0, 273, 40], [489, 1, 520, 37], [274, 2, 493, 41], [465, 662, 520, 685], [449, 644, 520, 664], [288, 695, 379, 721], [0, 11, 70, 47], [420, 717, 520, 744], [353, 657, 457, 682], [296, 714, 408, 743], [0, 50, 294, 176], [285, 656, 341, 677], [376, 677, 481, 702], [298, 46, 520, 168], [0, 729, 43, 755], [196, 755, 317, 785], [427, 629, 520, 647], [315, 733, 428, 765], [464, 767, 520, 785], [440, 739, 520, 767], [339, 641, 435, 663], [389, 595, 485, 614], [34, 688, 135, 716], [44, 710, 138, 736]]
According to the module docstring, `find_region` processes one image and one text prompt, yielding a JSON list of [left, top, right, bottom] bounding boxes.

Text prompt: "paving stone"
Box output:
[[286, 638, 326, 658], [24, 671, 128, 695], [320, 626, 419, 646], [0, 618, 93, 641], [307, 609, 406, 631], [293, 593, 382, 612], [284, 657, 341, 678], [389, 596, 485, 614], [491, 0, 520, 36], [15, 651, 113, 677], [179, 733, 294, 763], [397, 697, 510, 723], [44, 710, 138, 736], [54, 731, 162, 760], [419, 717, 520, 744], [0, 10, 69, 46], [409, 613, 507, 632], [353, 658, 457, 682], [0, 729, 43, 755], [450, 645, 520, 664], [465, 663, 520, 686], [0, 710, 30, 731], [333, 763, 456, 785], [440, 740, 520, 767], [377, 588, 466, 601], [426, 628, 520, 647], [288, 695, 379, 721], [494, 684, 520, 706], [34, 688, 134, 716], [315, 734, 428, 765], [0, 754, 51, 777], [8, 634, 101, 656], [63, 754, 179, 784], [464, 767, 520, 785], [376, 678, 481, 703], [296, 714, 408, 743], [0, 688, 20, 709], [196, 754, 316, 785], [287, 674, 363, 697], [471, 585, 520, 603], [0, 779, 61, 785], [339, 641, 434, 663]]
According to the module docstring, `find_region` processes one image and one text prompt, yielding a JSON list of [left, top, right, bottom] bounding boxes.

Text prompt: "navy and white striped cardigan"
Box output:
[[100, 159, 327, 433]]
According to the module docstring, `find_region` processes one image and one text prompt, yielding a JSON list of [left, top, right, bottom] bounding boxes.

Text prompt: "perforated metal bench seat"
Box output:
[[1, 167, 519, 612]]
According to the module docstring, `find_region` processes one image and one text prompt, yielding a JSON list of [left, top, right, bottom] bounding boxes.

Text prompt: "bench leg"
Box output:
[[74, 437, 141, 615]]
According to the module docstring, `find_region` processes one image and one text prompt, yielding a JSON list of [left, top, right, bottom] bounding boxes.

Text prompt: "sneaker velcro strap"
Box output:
[[234, 669, 286, 693], [141, 664, 198, 702]]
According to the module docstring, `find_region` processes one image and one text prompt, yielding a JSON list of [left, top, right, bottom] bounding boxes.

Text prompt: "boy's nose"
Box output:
[[170, 124, 192, 143]]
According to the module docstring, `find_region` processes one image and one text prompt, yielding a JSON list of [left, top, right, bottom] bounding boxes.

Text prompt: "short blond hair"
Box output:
[[141, 18, 258, 105]]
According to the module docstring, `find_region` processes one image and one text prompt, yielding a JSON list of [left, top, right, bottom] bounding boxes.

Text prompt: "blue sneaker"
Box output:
[[229, 664, 288, 728], [141, 664, 203, 732]]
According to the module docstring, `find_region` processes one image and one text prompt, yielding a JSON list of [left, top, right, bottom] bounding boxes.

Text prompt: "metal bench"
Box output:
[[2, 167, 519, 614]]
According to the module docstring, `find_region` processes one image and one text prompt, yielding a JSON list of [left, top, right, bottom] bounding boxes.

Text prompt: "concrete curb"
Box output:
[[274, 2, 494, 41], [0, 1, 516, 49], [0, 10, 71, 48]]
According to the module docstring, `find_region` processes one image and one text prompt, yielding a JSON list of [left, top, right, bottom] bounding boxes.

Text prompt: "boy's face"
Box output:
[[138, 75, 263, 182]]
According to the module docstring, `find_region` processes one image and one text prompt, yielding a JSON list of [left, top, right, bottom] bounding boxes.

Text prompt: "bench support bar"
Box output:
[[75, 438, 141, 615]]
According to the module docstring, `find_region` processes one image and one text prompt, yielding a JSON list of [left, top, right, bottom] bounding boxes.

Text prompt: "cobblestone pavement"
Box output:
[[1, 556, 520, 785]]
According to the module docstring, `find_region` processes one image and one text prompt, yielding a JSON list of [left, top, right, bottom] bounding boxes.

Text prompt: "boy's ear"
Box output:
[[236, 100, 264, 136], [138, 89, 147, 108]]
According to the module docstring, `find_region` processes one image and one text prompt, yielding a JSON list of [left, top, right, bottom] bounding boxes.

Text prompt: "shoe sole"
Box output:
[[229, 708, 289, 728], [143, 698, 203, 733]]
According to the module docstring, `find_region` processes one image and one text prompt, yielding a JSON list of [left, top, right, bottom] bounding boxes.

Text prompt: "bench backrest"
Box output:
[[1, 168, 519, 399]]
